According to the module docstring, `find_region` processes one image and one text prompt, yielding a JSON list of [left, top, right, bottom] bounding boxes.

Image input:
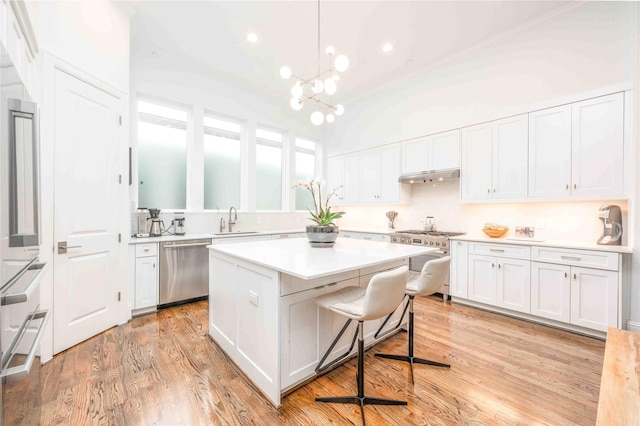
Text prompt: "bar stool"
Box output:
[[375, 256, 451, 384], [315, 266, 409, 425]]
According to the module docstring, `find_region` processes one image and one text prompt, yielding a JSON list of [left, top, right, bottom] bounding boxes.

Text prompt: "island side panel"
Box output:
[[209, 250, 281, 406]]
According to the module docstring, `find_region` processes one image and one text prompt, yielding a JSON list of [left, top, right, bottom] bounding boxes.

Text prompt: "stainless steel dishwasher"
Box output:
[[159, 239, 211, 306]]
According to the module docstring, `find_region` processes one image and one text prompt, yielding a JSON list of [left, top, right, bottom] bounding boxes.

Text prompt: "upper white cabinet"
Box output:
[[360, 145, 401, 204], [401, 129, 460, 174], [0, 0, 39, 96], [327, 154, 360, 204], [528, 105, 572, 198], [528, 93, 624, 199], [328, 145, 403, 206], [571, 93, 624, 198], [461, 114, 528, 201]]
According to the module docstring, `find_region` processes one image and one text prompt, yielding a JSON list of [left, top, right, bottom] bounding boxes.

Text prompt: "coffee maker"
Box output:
[[135, 208, 150, 237], [174, 213, 185, 236], [597, 205, 622, 245], [148, 208, 164, 237]]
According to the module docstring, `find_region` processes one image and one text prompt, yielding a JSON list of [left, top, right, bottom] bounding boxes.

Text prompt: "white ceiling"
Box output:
[[129, 1, 572, 103]]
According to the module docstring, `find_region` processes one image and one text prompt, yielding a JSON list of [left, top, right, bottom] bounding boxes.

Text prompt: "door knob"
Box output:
[[58, 241, 82, 254]]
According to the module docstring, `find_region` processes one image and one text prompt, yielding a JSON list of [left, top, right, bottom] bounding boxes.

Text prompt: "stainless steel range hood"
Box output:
[[398, 168, 460, 183]]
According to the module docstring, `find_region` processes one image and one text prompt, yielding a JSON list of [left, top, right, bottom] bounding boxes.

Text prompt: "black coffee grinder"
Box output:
[[597, 205, 622, 245], [148, 208, 164, 237]]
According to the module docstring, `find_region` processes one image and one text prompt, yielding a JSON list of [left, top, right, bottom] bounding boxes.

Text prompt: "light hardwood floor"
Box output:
[[4, 296, 605, 425]]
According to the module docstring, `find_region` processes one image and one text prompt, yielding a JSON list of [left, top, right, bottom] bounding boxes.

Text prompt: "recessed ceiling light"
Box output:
[[382, 43, 393, 53], [247, 32, 258, 43]]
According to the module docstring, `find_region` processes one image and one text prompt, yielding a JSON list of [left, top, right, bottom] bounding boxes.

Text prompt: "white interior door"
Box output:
[[53, 69, 122, 353]]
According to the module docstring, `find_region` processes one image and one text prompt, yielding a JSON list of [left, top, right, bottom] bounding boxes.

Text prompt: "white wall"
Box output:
[[38, 1, 131, 93], [324, 2, 633, 155], [326, 1, 640, 328]]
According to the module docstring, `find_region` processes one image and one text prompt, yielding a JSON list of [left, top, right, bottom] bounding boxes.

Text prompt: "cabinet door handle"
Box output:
[[490, 248, 505, 253], [362, 236, 372, 240], [153, 263, 156, 268], [498, 264, 501, 269], [566, 184, 569, 190], [561, 255, 581, 261], [492, 263, 495, 268], [564, 272, 567, 278], [487, 189, 490, 194], [493, 188, 496, 193], [574, 184, 577, 189], [573, 273, 577, 279]]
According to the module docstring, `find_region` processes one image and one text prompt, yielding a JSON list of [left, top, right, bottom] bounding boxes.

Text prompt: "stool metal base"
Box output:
[[316, 322, 407, 426], [375, 296, 450, 384]]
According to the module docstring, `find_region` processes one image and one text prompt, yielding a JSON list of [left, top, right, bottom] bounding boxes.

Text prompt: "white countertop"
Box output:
[[451, 234, 632, 254], [208, 238, 436, 280], [128, 229, 304, 245]]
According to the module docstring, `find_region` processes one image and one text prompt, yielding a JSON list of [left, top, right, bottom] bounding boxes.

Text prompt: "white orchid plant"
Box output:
[[294, 178, 345, 226]]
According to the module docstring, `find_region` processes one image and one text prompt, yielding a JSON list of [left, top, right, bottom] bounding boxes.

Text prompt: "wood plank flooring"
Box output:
[[4, 296, 605, 425]]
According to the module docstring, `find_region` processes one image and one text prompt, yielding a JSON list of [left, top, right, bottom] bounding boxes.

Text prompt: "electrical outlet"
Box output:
[[249, 291, 259, 307]]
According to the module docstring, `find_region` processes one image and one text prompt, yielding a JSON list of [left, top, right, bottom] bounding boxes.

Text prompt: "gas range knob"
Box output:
[[435, 242, 440, 246], [429, 241, 434, 246]]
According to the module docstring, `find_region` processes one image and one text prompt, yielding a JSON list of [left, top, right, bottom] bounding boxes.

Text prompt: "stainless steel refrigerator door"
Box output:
[[159, 239, 211, 305]]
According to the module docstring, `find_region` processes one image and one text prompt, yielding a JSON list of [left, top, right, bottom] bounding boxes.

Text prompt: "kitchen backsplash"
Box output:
[[333, 179, 630, 245]]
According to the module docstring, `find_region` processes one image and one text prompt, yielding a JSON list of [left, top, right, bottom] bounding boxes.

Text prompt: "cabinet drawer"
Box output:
[[135, 243, 158, 257], [280, 270, 359, 296], [531, 247, 619, 271], [468, 242, 530, 260]]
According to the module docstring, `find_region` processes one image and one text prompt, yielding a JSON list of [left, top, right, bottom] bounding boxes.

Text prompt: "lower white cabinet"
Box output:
[[280, 277, 359, 390], [450, 240, 469, 298], [133, 243, 158, 312], [280, 260, 408, 390], [468, 248, 531, 313], [453, 239, 624, 335], [531, 261, 618, 332], [135, 256, 158, 309], [341, 231, 391, 243]]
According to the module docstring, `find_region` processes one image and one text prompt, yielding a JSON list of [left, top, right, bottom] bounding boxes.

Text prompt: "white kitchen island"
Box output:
[[208, 237, 436, 406]]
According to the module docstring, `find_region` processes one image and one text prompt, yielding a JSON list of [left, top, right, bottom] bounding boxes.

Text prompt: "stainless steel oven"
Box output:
[[390, 230, 465, 300]]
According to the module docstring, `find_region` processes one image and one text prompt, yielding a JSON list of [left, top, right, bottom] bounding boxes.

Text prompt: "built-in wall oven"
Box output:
[[390, 230, 465, 300]]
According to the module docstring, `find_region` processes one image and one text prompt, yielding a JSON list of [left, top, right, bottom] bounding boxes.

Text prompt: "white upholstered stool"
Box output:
[[375, 256, 451, 383], [314, 266, 409, 425]]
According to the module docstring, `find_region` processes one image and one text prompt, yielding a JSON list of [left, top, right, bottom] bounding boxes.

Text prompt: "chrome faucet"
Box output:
[[219, 217, 226, 233], [228, 206, 237, 232]]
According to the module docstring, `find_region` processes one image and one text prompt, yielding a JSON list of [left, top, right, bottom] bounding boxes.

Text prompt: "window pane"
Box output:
[[138, 100, 187, 209], [204, 116, 241, 210], [295, 138, 316, 211], [256, 128, 283, 210]]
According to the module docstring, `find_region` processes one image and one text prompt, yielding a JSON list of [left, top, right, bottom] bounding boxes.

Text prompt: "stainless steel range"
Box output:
[[390, 230, 465, 300]]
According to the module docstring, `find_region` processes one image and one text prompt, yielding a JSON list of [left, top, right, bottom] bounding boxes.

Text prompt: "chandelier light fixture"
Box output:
[[279, 0, 348, 125]]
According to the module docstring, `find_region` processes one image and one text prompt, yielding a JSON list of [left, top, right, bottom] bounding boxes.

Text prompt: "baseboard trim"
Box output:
[[627, 320, 640, 333]]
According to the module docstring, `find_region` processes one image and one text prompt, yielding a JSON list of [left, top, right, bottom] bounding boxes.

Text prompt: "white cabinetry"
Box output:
[[528, 105, 572, 198], [341, 231, 391, 243], [461, 115, 528, 201], [453, 239, 624, 336], [360, 145, 402, 204], [571, 93, 624, 198], [327, 154, 360, 204], [467, 243, 531, 314], [133, 243, 158, 313], [528, 93, 624, 199], [450, 240, 468, 298], [401, 129, 460, 174], [0, 0, 38, 96], [281, 277, 359, 390], [531, 246, 619, 333]]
